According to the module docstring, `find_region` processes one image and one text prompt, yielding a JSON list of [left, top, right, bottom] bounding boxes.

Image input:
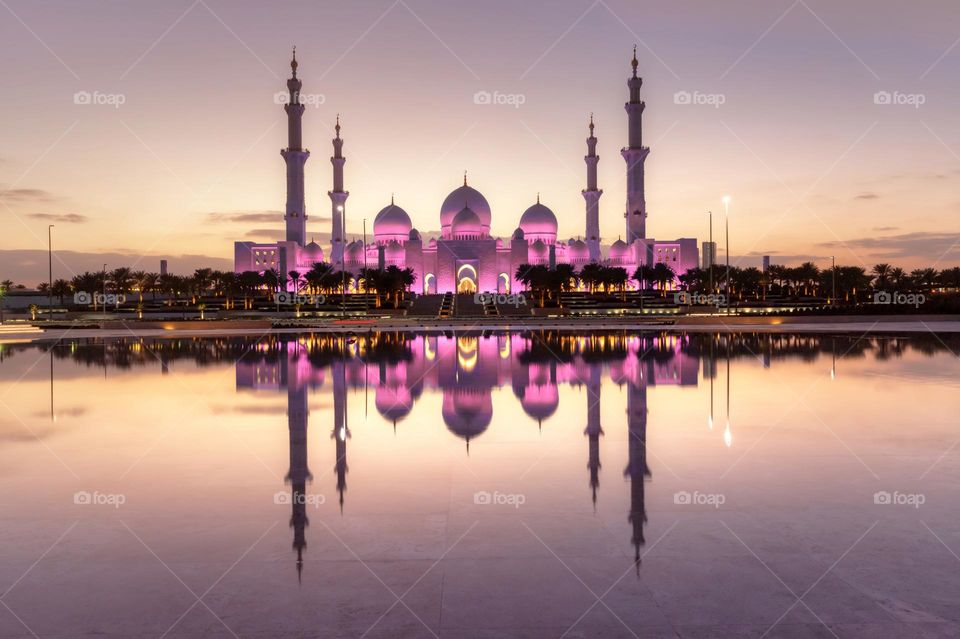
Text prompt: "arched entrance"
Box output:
[[423, 273, 435, 295], [498, 272, 510, 294], [456, 264, 478, 293]]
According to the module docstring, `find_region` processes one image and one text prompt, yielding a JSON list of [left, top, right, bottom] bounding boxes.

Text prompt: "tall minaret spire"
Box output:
[[622, 45, 649, 243], [329, 114, 349, 264], [282, 46, 309, 246], [582, 113, 603, 262]]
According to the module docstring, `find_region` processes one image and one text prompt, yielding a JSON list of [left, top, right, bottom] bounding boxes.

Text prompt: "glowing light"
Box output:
[[724, 420, 732, 448]]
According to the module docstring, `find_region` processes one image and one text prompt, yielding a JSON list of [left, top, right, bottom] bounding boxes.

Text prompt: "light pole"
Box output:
[[362, 217, 369, 313], [338, 205, 346, 318], [47, 224, 55, 316], [830, 255, 836, 306], [708, 211, 713, 296], [102, 263, 108, 313], [722, 196, 731, 314]]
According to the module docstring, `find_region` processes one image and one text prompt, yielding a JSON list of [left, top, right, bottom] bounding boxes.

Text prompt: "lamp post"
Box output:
[[47, 224, 55, 316], [830, 255, 836, 306], [708, 211, 713, 296], [362, 218, 369, 313], [102, 263, 108, 314], [338, 205, 346, 318], [722, 196, 731, 314]]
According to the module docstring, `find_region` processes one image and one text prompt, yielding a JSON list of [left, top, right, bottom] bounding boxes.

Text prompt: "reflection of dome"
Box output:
[[345, 240, 365, 263], [521, 383, 559, 422], [518, 202, 558, 243], [451, 206, 484, 239], [373, 203, 412, 244], [567, 239, 588, 262], [442, 390, 492, 443], [609, 239, 629, 262], [441, 185, 491, 236], [375, 385, 413, 423]]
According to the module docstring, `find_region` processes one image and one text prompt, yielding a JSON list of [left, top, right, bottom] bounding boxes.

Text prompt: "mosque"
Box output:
[[233, 48, 699, 293]]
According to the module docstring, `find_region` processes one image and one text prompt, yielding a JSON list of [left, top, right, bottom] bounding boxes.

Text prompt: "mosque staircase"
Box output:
[[453, 294, 486, 317], [438, 293, 454, 318], [407, 294, 445, 317]]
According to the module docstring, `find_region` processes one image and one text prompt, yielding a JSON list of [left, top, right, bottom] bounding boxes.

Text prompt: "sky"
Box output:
[[1, 0, 959, 285]]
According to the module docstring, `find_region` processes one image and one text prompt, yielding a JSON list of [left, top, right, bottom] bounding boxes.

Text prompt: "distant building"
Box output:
[[702, 242, 717, 269], [762, 255, 771, 273], [234, 48, 699, 291], [160, 260, 168, 276]]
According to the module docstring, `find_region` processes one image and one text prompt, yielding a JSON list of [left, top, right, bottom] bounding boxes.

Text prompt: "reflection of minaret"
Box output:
[[332, 360, 349, 513], [282, 343, 312, 583], [624, 376, 649, 574], [584, 365, 603, 511]]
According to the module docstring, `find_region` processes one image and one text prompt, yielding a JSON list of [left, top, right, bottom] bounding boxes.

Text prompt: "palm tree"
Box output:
[[871, 263, 892, 289], [633, 264, 654, 293], [910, 268, 937, 293], [579, 263, 603, 293], [110, 267, 132, 295], [51, 279, 71, 305], [650, 263, 675, 296], [288, 270, 302, 294]]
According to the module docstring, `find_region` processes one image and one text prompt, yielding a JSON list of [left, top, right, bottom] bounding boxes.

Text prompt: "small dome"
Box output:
[[451, 206, 483, 238], [345, 240, 365, 263], [609, 239, 629, 262], [567, 239, 588, 262], [409, 228, 421, 241], [441, 184, 491, 237], [512, 227, 525, 241], [518, 201, 558, 243], [303, 240, 324, 262], [529, 239, 548, 261], [385, 239, 404, 261], [374, 203, 412, 243]]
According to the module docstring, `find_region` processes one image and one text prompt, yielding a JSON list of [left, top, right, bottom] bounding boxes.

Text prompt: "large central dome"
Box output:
[[440, 184, 491, 238], [518, 201, 558, 244], [373, 202, 412, 244]]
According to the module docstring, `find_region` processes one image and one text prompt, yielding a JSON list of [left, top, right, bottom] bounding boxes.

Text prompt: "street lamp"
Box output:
[[830, 255, 836, 306], [708, 211, 714, 296], [102, 263, 108, 313], [338, 205, 346, 318], [722, 196, 731, 314], [47, 224, 55, 316]]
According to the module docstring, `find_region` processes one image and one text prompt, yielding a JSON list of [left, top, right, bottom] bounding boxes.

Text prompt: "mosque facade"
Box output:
[[234, 48, 699, 293]]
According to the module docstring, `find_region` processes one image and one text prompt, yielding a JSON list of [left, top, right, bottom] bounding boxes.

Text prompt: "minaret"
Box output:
[[621, 46, 649, 243], [282, 47, 309, 246], [582, 114, 603, 262], [329, 115, 349, 265]]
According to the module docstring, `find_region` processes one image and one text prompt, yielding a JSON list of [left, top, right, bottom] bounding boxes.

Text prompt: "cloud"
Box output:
[[872, 226, 898, 232], [854, 192, 879, 200], [818, 232, 960, 262], [0, 188, 58, 203], [244, 228, 285, 240], [206, 210, 283, 223], [27, 213, 88, 223]]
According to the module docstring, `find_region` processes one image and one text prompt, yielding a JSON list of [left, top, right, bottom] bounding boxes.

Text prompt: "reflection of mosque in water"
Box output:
[[235, 332, 703, 578]]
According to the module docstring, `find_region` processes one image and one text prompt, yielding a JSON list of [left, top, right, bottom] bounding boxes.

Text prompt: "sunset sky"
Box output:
[[1, 0, 958, 284]]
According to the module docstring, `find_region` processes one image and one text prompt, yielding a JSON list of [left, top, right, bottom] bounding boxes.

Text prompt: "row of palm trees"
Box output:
[[37, 262, 417, 311]]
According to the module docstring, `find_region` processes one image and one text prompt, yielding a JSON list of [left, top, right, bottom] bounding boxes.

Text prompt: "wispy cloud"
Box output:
[[819, 231, 960, 261], [27, 212, 87, 223], [0, 188, 58, 203], [854, 192, 879, 200], [206, 210, 283, 223]]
